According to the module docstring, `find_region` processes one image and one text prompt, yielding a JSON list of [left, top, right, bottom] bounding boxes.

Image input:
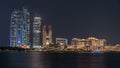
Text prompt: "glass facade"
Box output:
[[33, 17, 41, 48], [10, 8, 30, 47]]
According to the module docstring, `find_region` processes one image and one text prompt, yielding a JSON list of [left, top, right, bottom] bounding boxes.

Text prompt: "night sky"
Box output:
[[0, 0, 120, 46]]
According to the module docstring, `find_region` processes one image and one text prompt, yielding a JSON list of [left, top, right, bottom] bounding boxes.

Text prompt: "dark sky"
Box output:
[[0, 0, 120, 46]]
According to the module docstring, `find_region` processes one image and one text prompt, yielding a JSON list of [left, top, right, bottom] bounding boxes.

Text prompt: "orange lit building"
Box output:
[[71, 37, 106, 47], [42, 25, 52, 47]]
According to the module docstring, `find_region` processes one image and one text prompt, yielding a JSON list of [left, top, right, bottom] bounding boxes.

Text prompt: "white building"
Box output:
[[56, 38, 68, 45], [33, 17, 41, 48]]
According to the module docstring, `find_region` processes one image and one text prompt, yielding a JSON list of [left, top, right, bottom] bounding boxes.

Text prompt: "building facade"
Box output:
[[42, 25, 52, 47], [71, 38, 87, 46], [56, 38, 68, 45], [10, 8, 30, 47], [87, 37, 106, 47], [71, 37, 106, 47], [33, 17, 41, 48]]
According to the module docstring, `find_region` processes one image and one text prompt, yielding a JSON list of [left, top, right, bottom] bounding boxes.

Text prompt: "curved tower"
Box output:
[[42, 25, 52, 47], [10, 7, 30, 47], [48, 25, 52, 44], [42, 25, 47, 47]]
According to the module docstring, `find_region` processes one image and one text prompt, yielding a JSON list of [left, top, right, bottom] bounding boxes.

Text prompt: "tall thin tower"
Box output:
[[42, 25, 47, 47], [33, 17, 41, 48], [48, 25, 52, 44]]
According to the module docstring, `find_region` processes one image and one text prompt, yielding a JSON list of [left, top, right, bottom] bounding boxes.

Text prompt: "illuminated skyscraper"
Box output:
[[33, 17, 41, 48], [42, 25, 52, 47], [48, 25, 52, 44], [42, 25, 47, 47], [10, 8, 30, 47]]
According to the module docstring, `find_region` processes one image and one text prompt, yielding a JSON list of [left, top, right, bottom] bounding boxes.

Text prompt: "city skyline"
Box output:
[[1, 0, 120, 46]]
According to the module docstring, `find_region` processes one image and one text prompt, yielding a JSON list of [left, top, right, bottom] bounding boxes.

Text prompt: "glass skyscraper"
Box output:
[[10, 8, 30, 47], [33, 17, 41, 48]]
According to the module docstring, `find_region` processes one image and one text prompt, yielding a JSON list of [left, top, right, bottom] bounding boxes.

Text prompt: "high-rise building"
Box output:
[[42, 25, 52, 47], [48, 25, 52, 44], [33, 17, 41, 48], [42, 25, 47, 47], [10, 8, 30, 47]]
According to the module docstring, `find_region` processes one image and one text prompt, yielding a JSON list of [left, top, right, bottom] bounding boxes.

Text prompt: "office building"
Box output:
[[42, 25, 52, 47], [48, 25, 52, 44], [10, 7, 30, 47], [33, 17, 41, 48]]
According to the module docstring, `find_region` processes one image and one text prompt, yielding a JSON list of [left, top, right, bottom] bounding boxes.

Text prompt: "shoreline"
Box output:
[[0, 49, 120, 54]]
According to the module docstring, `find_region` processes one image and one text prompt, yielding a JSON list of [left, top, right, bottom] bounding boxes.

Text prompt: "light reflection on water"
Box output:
[[0, 52, 118, 68], [77, 54, 106, 68], [28, 52, 44, 68], [27, 52, 52, 68]]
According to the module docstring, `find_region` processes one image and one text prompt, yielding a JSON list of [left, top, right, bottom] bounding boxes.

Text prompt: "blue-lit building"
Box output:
[[33, 17, 41, 48], [10, 8, 30, 47]]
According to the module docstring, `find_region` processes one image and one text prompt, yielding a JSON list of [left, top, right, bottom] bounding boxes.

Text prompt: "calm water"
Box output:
[[0, 52, 120, 68]]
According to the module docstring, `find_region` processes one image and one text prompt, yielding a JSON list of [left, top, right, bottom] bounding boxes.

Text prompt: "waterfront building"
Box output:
[[10, 7, 30, 47], [70, 37, 106, 50], [42, 25, 47, 47], [33, 17, 41, 48], [71, 38, 87, 46], [87, 37, 106, 47], [71, 37, 106, 47], [48, 25, 52, 44], [56, 38, 68, 45], [42, 25, 52, 47]]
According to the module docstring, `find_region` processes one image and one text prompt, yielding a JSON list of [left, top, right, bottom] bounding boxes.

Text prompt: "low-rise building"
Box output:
[[56, 38, 68, 45], [71, 37, 106, 50]]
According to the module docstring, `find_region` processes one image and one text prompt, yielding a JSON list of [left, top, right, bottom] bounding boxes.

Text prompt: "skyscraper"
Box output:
[[10, 7, 30, 47], [48, 25, 52, 44], [33, 17, 41, 48], [42, 25, 47, 47], [42, 25, 52, 47]]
